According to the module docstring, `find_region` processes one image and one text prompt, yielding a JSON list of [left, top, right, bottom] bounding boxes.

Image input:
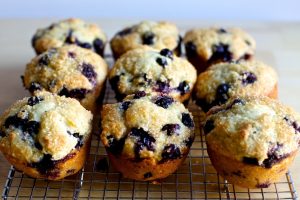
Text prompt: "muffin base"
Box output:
[[107, 152, 188, 182], [2, 137, 91, 180], [207, 144, 298, 188]]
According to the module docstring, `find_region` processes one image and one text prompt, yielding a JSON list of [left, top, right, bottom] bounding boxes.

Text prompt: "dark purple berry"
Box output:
[[78, 42, 92, 49], [203, 119, 214, 135], [243, 157, 259, 165], [35, 142, 43, 150], [256, 182, 271, 188], [93, 38, 104, 56], [184, 137, 194, 147], [215, 83, 231, 105], [161, 124, 180, 136], [38, 54, 50, 66], [284, 117, 300, 134], [217, 28, 227, 34], [177, 81, 190, 95], [31, 154, 55, 175], [144, 172, 152, 179], [241, 72, 257, 85], [4, 115, 26, 129], [185, 41, 197, 57], [65, 30, 75, 43], [262, 143, 287, 168], [28, 96, 43, 106], [106, 135, 126, 155], [130, 128, 156, 159], [72, 132, 84, 148], [96, 158, 109, 172], [28, 82, 42, 93], [59, 87, 90, 100], [208, 43, 233, 64], [161, 144, 181, 161], [182, 113, 194, 128], [117, 27, 132, 36], [160, 48, 173, 60], [154, 81, 170, 93], [24, 121, 40, 136], [68, 51, 76, 58], [156, 57, 168, 68], [133, 91, 146, 99], [154, 96, 174, 109], [81, 63, 97, 85], [142, 32, 155, 45], [239, 53, 252, 60], [120, 101, 131, 111]]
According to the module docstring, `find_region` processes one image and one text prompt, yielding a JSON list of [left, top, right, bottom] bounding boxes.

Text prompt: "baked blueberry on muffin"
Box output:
[[100, 93, 195, 181], [109, 47, 197, 103], [110, 20, 181, 59], [193, 60, 278, 113], [22, 45, 108, 113], [184, 27, 256, 73], [204, 96, 300, 188], [32, 18, 107, 56], [0, 92, 93, 180]]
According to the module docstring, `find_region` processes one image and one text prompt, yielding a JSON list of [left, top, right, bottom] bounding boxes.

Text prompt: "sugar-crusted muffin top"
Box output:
[[32, 18, 107, 55], [109, 47, 197, 102], [184, 27, 256, 63], [23, 45, 108, 110], [0, 92, 93, 164], [193, 60, 278, 112], [100, 93, 195, 162], [204, 96, 300, 168], [110, 20, 181, 58]]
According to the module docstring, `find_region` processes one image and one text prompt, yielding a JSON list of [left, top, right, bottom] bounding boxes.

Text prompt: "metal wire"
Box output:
[[1, 55, 299, 200]]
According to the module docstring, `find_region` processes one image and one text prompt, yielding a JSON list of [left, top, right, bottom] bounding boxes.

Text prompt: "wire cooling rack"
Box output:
[[2, 55, 299, 200]]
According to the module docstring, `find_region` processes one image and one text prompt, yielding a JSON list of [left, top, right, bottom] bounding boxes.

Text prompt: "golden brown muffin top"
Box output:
[[204, 96, 300, 168], [0, 92, 93, 164]]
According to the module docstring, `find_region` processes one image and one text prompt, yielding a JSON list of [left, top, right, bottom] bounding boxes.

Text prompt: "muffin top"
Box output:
[[0, 92, 93, 164], [109, 47, 197, 102], [193, 60, 278, 112], [100, 93, 195, 162], [23, 45, 108, 110], [204, 96, 300, 168], [110, 20, 181, 58], [32, 18, 107, 55], [184, 27, 256, 63]]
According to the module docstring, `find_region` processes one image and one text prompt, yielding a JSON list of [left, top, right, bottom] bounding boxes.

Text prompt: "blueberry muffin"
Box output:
[[22, 45, 108, 113], [0, 92, 93, 180], [204, 96, 300, 188], [109, 47, 197, 103], [184, 27, 256, 73], [110, 20, 181, 59], [100, 93, 195, 181], [32, 18, 107, 56], [193, 60, 278, 113]]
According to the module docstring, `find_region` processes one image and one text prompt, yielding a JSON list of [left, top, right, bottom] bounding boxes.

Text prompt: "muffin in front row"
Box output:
[[193, 60, 278, 113], [22, 45, 108, 113], [0, 92, 93, 180], [184, 27, 256, 73], [109, 47, 197, 103], [32, 18, 107, 56], [100, 93, 195, 181], [204, 96, 300, 188], [110, 20, 182, 59]]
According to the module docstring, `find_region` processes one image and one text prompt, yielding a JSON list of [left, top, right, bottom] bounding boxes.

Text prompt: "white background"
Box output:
[[0, 0, 299, 21]]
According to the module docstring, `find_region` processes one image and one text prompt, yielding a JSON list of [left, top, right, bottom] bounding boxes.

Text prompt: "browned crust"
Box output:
[[207, 144, 298, 188], [3, 137, 91, 180], [107, 152, 188, 182], [267, 83, 278, 99]]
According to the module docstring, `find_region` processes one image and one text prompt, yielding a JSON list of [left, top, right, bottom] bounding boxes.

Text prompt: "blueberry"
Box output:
[[59, 87, 90, 100], [68, 51, 76, 58], [130, 128, 156, 152], [77, 42, 92, 49], [110, 75, 120, 91], [160, 49, 173, 60], [117, 27, 132, 36], [38, 54, 50, 66], [120, 101, 131, 111], [203, 120, 214, 135], [154, 81, 170, 93], [184, 136, 194, 147], [81, 63, 97, 85], [4, 115, 26, 129], [215, 83, 231, 105], [28, 96, 43, 106], [106, 135, 126, 155], [72, 132, 84, 148], [156, 57, 168, 68], [217, 28, 227, 34], [144, 172, 152, 179], [182, 113, 194, 128], [65, 30, 92, 49], [31, 154, 55, 175], [161, 124, 180, 136], [154, 96, 174, 109], [283, 117, 300, 134], [185, 41, 197, 57], [262, 143, 287, 168], [93, 38, 104, 56], [65, 30, 75, 44], [142, 32, 155, 45], [133, 91, 146, 99], [177, 81, 190, 95], [208, 43, 233, 63], [28, 82, 42, 93], [161, 144, 181, 161], [34, 141, 43, 150], [256, 183, 271, 188], [241, 72, 257, 85], [243, 157, 259, 165], [24, 121, 40, 136], [239, 53, 252, 60], [96, 157, 109, 172]]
